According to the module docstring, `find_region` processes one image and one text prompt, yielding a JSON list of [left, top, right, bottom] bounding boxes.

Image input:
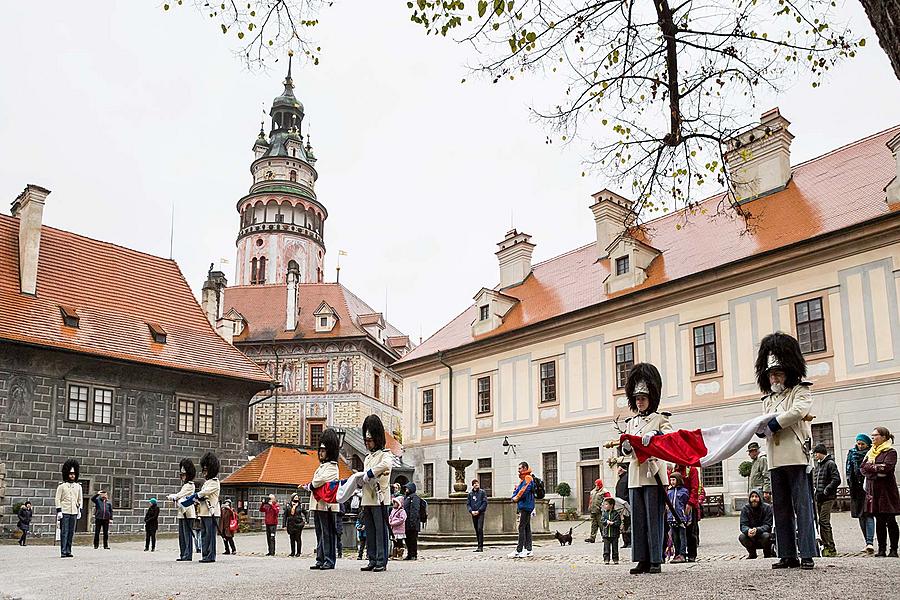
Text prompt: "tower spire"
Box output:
[[284, 49, 294, 91]]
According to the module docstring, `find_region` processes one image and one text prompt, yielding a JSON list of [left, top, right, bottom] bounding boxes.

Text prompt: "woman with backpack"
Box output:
[[403, 482, 425, 560], [283, 493, 308, 557], [219, 499, 238, 555]]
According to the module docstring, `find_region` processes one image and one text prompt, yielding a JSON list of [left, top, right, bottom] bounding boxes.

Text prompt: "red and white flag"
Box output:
[[620, 413, 777, 467]]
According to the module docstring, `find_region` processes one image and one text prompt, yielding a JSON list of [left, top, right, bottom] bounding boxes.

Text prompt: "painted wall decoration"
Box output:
[[338, 359, 353, 392], [6, 375, 33, 419], [135, 393, 156, 429]]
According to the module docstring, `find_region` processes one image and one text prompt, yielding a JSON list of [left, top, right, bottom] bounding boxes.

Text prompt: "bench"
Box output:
[[833, 486, 852, 512], [702, 494, 726, 517]]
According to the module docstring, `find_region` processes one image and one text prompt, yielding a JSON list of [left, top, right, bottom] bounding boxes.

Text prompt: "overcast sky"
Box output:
[[3, 2, 899, 344]]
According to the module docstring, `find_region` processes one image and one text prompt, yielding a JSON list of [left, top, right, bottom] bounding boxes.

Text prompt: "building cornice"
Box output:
[[250, 154, 319, 182]]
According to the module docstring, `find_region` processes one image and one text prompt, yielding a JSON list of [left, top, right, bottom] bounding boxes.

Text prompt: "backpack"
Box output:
[[419, 498, 428, 525], [532, 475, 546, 500]]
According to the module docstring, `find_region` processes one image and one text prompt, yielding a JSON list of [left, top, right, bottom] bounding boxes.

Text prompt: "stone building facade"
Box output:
[[395, 111, 900, 512], [0, 186, 272, 536]]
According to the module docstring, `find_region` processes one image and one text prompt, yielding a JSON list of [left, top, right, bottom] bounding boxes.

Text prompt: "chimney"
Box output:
[[886, 131, 900, 205], [201, 267, 228, 328], [285, 262, 300, 330], [589, 189, 635, 259], [11, 184, 50, 296], [495, 229, 535, 289], [725, 107, 794, 202]]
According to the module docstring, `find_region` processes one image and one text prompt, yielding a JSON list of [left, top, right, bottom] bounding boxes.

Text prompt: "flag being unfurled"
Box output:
[[620, 413, 778, 467]]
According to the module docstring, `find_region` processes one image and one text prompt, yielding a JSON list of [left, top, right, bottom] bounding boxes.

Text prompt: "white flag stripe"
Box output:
[[698, 413, 778, 467]]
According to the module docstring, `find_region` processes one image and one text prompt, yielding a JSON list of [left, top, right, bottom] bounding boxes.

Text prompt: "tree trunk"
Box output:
[[860, 0, 900, 81]]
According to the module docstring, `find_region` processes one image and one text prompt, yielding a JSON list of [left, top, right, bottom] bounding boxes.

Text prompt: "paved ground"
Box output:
[[2, 512, 898, 599]]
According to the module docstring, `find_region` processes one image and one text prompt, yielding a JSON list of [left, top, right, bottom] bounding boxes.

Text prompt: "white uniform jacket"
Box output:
[[196, 478, 221, 517], [55, 482, 83, 515], [625, 411, 673, 488], [762, 383, 813, 469], [173, 482, 197, 520], [362, 449, 393, 506], [309, 461, 340, 512]]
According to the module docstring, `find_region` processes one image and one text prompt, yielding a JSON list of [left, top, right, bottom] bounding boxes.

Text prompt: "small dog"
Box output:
[[555, 528, 573, 546]]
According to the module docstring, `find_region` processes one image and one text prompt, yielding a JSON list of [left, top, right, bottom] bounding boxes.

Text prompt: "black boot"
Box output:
[[800, 558, 814, 570], [772, 558, 801, 569], [648, 563, 662, 574], [629, 561, 650, 575]]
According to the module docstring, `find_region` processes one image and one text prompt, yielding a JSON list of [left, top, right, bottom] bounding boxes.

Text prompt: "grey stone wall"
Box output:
[[0, 344, 264, 537]]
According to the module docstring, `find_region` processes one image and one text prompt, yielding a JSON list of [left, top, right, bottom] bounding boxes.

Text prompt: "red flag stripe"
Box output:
[[620, 429, 708, 467]]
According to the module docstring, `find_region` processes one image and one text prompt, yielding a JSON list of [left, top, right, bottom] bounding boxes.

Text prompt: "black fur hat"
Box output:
[[362, 414, 386, 451], [61, 459, 80, 481], [625, 363, 662, 414], [179, 458, 196, 481], [200, 452, 220, 479], [755, 332, 806, 393], [320, 428, 340, 462]]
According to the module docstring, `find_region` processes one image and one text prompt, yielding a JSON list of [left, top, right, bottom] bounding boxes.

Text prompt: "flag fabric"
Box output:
[[621, 413, 777, 467]]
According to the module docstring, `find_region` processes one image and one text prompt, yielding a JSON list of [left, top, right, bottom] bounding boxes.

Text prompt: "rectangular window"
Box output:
[[177, 399, 195, 433], [478, 471, 493, 497], [615, 343, 634, 389], [479, 305, 489, 321], [67, 384, 90, 422], [309, 422, 324, 448], [319, 316, 328, 327], [112, 477, 133, 509], [374, 370, 381, 399], [615, 255, 630, 276], [579, 447, 600, 461], [812, 422, 835, 456], [693, 324, 718, 375], [795, 298, 826, 354], [702, 462, 724, 487], [424, 463, 434, 497], [542, 452, 558, 491], [393, 383, 400, 408], [310, 366, 325, 392], [540, 361, 557, 403], [477, 458, 492, 469], [92, 388, 113, 425], [422, 389, 434, 424], [477, 376, 491, 414], [197, 401, 214, 435]]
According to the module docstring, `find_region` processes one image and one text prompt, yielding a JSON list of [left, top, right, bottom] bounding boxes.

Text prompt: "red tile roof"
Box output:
[[223, 282, 406, 346], [400, 125, 900, 363], [0, 215, 273, 384], [222, 445, 352, 486]]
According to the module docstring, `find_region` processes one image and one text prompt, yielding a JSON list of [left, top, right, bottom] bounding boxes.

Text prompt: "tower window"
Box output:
[[289, 170, 297, 182], [258, 256, 267, 284], [251, 258, 259, 285], [275, 213, 284, 223]]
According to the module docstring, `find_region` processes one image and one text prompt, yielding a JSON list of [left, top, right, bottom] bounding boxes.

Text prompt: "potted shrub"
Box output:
[[739, 460, 753, 493], [556, 482, 571, 515]]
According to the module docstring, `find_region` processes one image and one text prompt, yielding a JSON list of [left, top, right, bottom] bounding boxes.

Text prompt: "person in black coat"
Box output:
[[144, 498, 160, 552], [283, 493, 308, 557], [466, 479, 488, 552], [402, 482, 423, 560], [614, 463, 631, 548], [17, 501, 33, 546], [813, 444, 842, 557], [738, 489, 774, 558]]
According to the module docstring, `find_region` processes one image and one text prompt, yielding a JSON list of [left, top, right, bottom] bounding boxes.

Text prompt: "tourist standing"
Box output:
[[309, 428, 341, 570], [168, 458, 197, 562], [666, 472, 690, 563], [260, 495, 280, 556], [144, 498, 159, 552], [747, 442, 771, 493], [196, 452, 221, 563], [356, 513, 367, 560], [403, 482, 423, 560], [615, 463, 631, 548], [55, 459, 82, 559], [813, 443, 841, 557], [219, 499, 237, 555], [738, 489, 774, 559], [585, 479, 610, 543], [389, 496, 407, 559], [510, 461, 535, 558], [600, 497, 621, 565], [91, 489, 113, 550], [620, 363, 672, 575], [755, 332, 816, 570], [861, 426, 900, 557], [846, 433, 875, 553], [283, 493, 307, 557], [17, 500, 32, 546], [673, 464, 701, 562], [360, 415, 393, 572], [467, 479, 488, 552]]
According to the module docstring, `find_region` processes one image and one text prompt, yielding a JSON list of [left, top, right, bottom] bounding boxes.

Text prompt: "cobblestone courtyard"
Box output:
[[2, 513, 898, 599]]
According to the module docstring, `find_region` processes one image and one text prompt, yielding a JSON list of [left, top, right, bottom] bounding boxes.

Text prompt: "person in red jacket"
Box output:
[[673, 464, 701, 562], [260, 494, 281, 556]]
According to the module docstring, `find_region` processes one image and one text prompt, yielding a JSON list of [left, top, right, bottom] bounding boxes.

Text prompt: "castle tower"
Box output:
[[235, 52, 326, 286]]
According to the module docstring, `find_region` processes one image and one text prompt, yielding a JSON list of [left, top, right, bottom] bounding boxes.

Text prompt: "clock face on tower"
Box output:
[[265, 170, 274, 179]]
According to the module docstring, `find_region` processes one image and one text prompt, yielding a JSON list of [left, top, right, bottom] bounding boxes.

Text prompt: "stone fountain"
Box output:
[[446, 458, 473, 498]]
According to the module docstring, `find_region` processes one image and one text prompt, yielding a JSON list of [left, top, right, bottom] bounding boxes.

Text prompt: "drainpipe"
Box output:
[[438, 351, 453, 496]]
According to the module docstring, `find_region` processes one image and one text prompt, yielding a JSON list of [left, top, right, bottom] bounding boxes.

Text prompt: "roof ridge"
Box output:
[[791, 123, 900, 170]]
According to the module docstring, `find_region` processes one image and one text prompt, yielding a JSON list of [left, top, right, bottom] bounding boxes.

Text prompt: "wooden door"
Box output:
[[580, 465, 600, 514]]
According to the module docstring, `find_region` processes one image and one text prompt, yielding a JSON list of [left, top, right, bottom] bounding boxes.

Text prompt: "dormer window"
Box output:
[[479, 305, 489, 321], [615, 255, 630, 276], [147, 322, 167, 344], [59, 305, 80, 328], [320, 317, 328, 327]]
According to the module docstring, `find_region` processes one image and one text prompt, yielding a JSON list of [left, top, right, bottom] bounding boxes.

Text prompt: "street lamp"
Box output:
[[502, 435, 518, 456]]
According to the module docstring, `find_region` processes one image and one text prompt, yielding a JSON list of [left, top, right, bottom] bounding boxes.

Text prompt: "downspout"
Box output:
[[438, 351, 453, 496]]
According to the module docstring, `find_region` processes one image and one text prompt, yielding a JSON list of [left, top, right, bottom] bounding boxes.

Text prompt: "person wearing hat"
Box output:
[[306, 428, 341, 569], [55, 459, 83, 558], [167, 458, 197, 561], [846, 433, 875, 553], [614, 462, 632, 548], [755, 332, 816, 570], [220, 499, 238, 555], [91, 489, 114, 550], [144, 498, 160, 552], [619, 363, 673, 575], [359, 415, 393, 572], [585, 478, 611, 543], [813, 443, 841, 557], [747, 442, 770, 493]]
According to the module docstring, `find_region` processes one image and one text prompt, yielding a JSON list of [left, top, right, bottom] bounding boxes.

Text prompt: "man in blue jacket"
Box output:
[[92, 489, 113, 550], [467, 479, 488, 552], [510, 462, 535, 558]]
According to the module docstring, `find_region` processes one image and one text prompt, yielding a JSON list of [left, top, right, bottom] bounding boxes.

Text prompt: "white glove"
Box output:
[[77, 510, 82, 520], [167, 494, 177, 501], [621, 440, 633, 455], [57, 511, 63, 521], [531, 510, 536, 518], [641, 433, 653, 447]]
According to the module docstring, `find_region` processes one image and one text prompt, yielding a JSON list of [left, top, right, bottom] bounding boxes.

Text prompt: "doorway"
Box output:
[[580, 465, 600, 514], [76, 479, 92, 533]]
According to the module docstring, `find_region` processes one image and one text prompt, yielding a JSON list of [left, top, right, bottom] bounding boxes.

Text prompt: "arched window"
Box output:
[[251, 257, 258, 284], [289, 170, 297, 182], [258, 256, 267, 284]]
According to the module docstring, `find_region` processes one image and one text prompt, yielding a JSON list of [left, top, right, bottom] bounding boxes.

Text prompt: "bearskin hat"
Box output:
[[755, 332, 806, 393], [200, 452, 220, 479], [61, 458, 80, 481], [625, 363, 662, 414], [319, 428, 341, 462], [179, 458, 196, 481], [362, 414, 386, 451]]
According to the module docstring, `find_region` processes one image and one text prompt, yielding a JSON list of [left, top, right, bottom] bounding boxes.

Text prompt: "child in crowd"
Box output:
[[600, 497, 621, 565], [666, 472, 691, 563], [389, 496, 407, 559], [356, 514, 367, 560]]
